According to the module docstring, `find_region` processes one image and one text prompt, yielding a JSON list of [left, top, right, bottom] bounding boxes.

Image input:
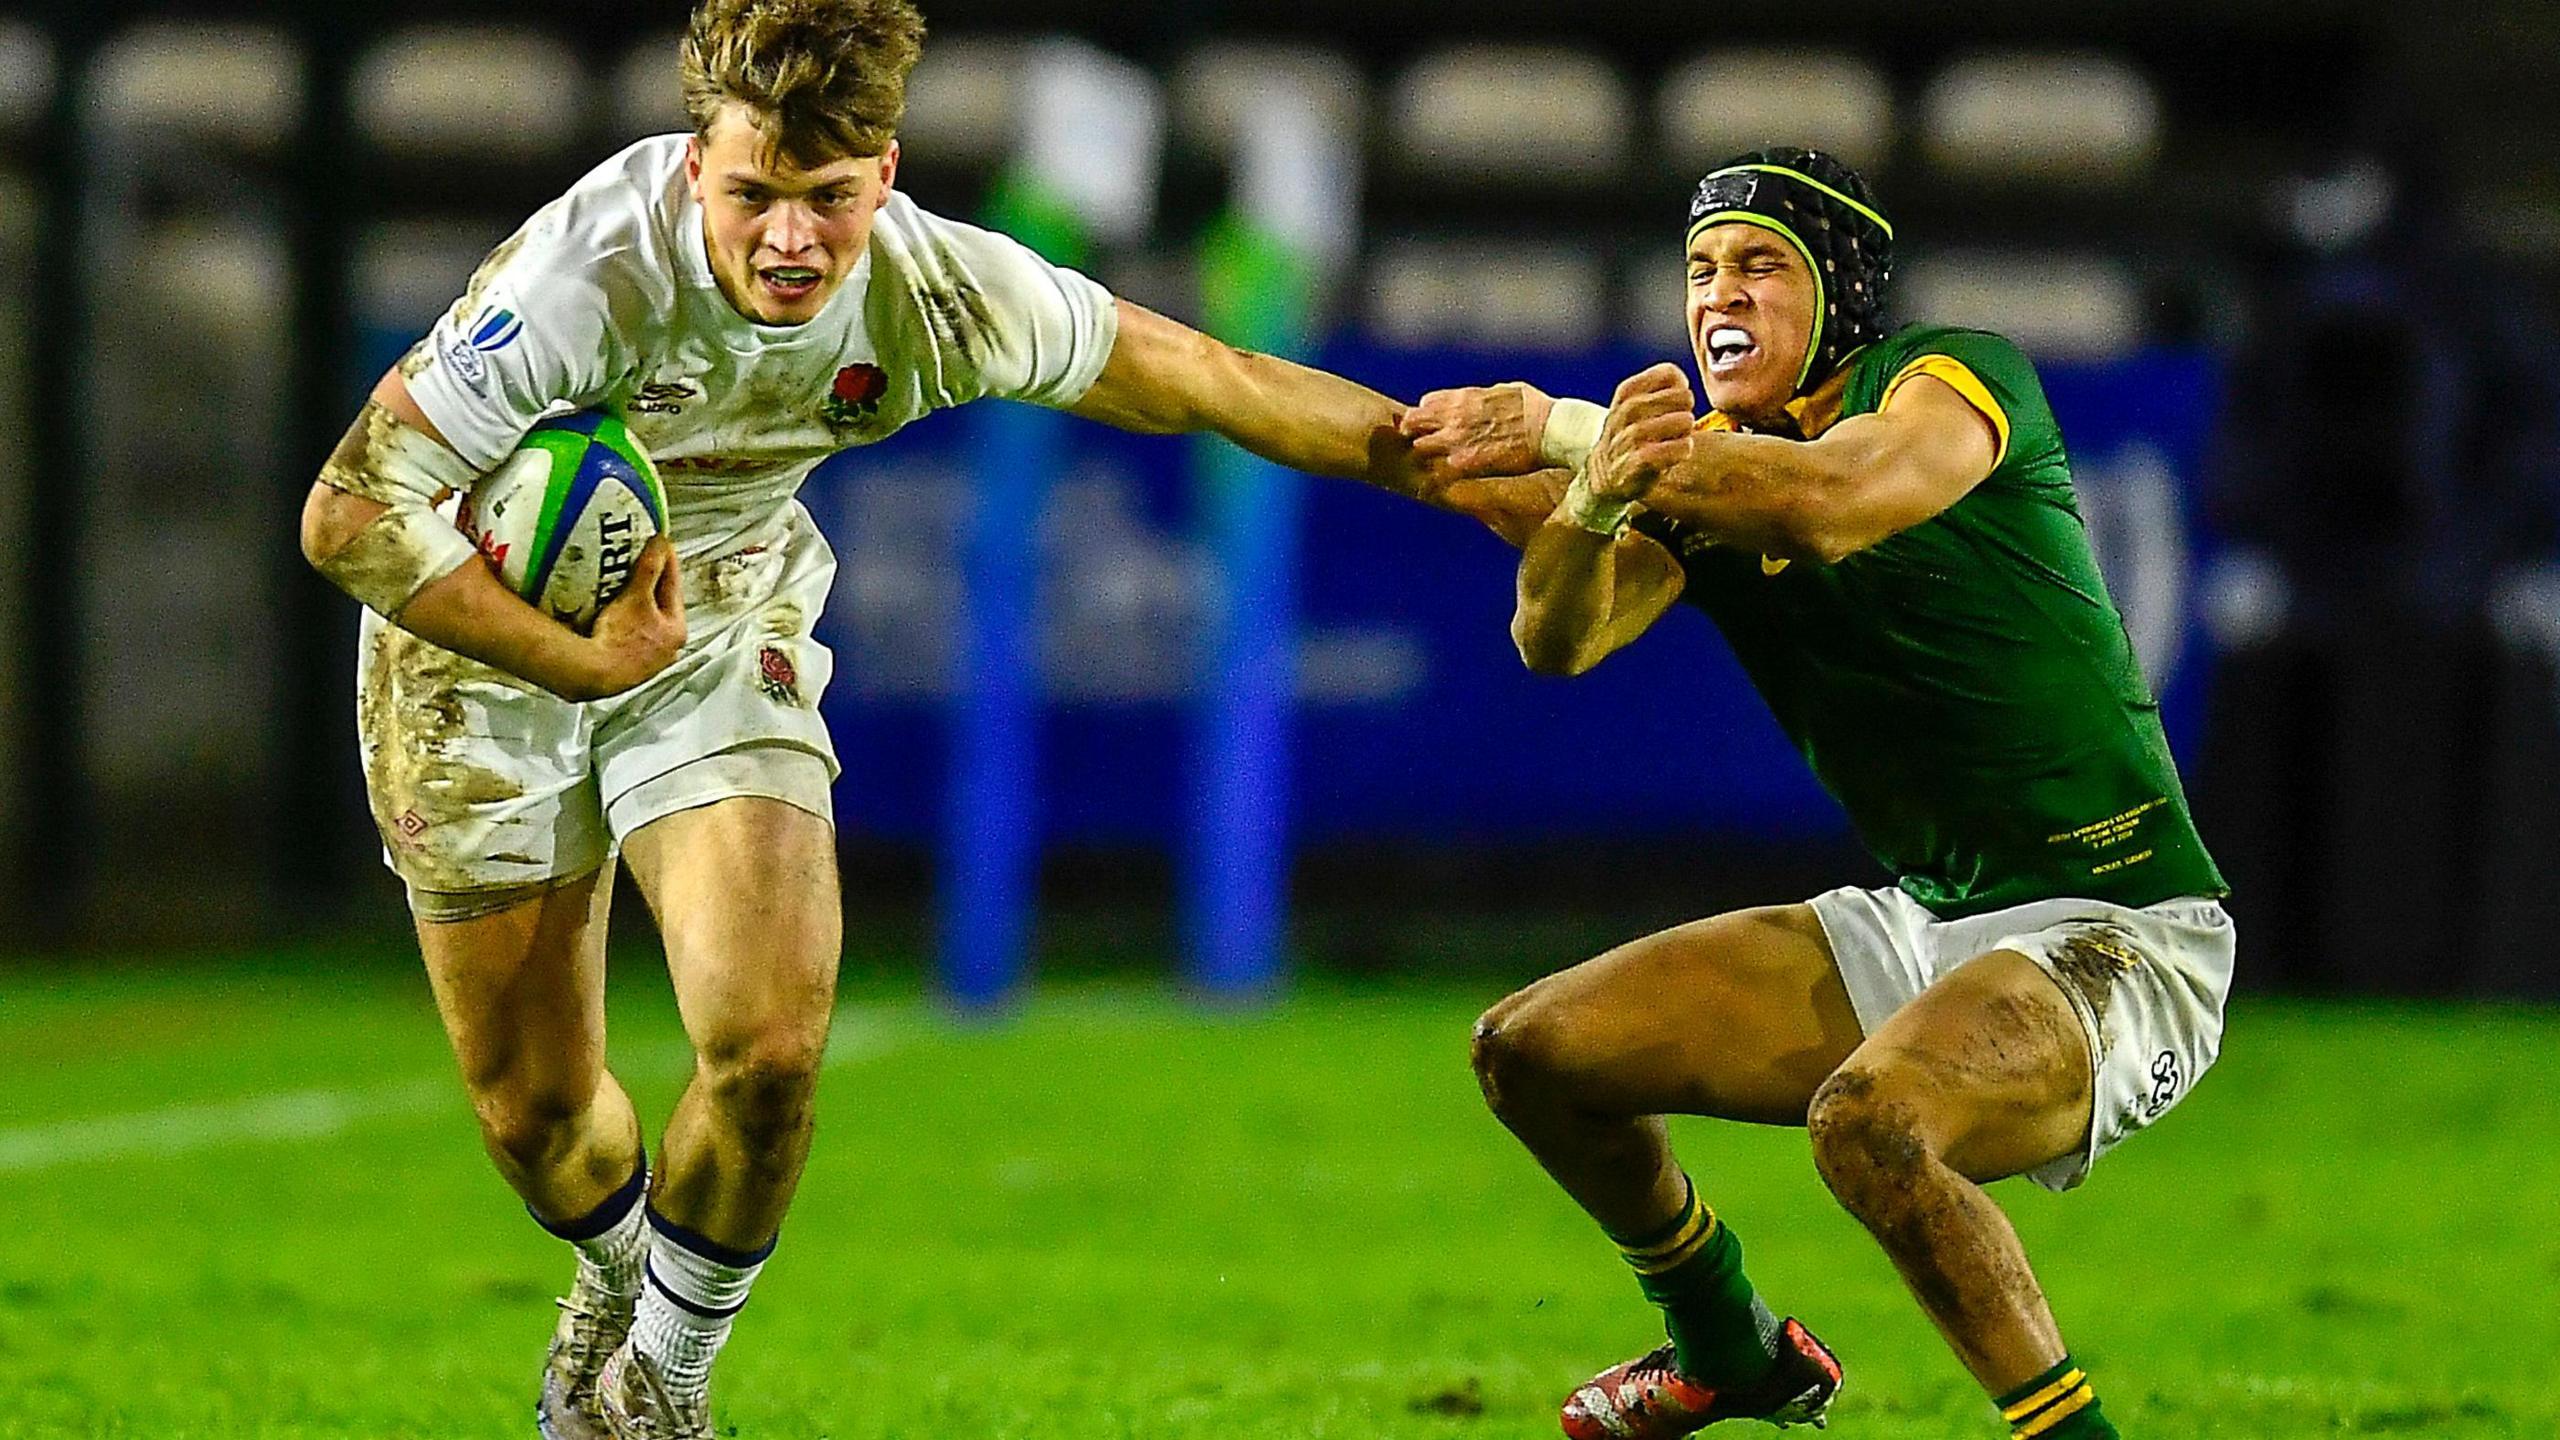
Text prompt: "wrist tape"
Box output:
[[1559, 468, 1633, 537], [1539, 397, 1608, 471]]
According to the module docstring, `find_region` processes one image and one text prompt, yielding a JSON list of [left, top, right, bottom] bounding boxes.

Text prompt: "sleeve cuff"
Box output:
[[1881, 355, 2011, 468]]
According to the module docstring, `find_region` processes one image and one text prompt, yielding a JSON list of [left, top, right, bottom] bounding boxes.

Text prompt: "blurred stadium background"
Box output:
[[5, 0, 2560, 995], [6, 4, 2560, 1437]]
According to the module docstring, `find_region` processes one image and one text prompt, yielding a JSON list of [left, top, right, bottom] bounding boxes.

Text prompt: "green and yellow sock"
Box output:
[[1998, 1356, 2118, 1439], [1611, 1175, 1781, 1387]]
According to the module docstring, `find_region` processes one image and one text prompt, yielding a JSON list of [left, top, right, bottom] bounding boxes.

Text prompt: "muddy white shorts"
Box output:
[[1808, 884, 2235, 1192], [357, 503, 840, 919]]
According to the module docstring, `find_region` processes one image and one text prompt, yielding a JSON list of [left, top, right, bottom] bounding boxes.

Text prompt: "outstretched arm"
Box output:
[[1403, 366, 2003, 567], [1069, 298, 1561, 537]]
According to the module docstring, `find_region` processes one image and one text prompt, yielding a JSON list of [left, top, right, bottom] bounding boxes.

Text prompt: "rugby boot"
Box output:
[[1560, 1317, 1842, 1438], [535, 1283, 634, 1440], [595, 1341, 713, 1440]]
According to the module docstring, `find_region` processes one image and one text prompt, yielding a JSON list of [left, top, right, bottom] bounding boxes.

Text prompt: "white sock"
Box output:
[[574, 1197, 649, 1305], [534, 1160, 649, 1306], [633, 1210, 770, 1401]]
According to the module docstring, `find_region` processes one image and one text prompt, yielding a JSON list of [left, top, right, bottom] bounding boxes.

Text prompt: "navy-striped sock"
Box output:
[[632, 1208, 774, 1402]]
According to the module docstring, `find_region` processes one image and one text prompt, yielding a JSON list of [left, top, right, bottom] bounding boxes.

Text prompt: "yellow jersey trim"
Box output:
[[1882, 354, 2011, 469]]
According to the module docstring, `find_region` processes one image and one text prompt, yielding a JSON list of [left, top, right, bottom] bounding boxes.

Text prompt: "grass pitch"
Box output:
[[1, 945, 2554, 1438]]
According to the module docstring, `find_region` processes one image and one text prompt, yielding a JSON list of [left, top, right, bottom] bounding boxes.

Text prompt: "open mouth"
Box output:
[[1705, 325, 1759, 376], [757, 265, 825, 303]]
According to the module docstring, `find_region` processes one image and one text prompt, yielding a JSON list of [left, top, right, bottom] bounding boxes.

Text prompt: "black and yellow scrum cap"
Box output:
[[1686, 147, 1894, 391]]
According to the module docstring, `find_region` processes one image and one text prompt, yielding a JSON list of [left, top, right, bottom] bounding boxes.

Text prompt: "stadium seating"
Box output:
[[73, 23, 308, 933], [611, 32, 686, 141], [1367, 238, 1609, 350], [1917, 50, 2160, 184], [87, 23, 300, 151], [0, 21, 52, 144], [1171, 42, 1366, 158], [351, 27, 589, 161], [1656, 48, 1893, 176], [1385, 44, 1631, 188], [0, 26, 33, 889], [898, 35, 1030, 180], [1896, 250, 2144, 359]]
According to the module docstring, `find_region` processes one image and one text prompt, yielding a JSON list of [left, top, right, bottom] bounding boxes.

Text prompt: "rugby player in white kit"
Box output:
[[297, 2, 1547, 1435]]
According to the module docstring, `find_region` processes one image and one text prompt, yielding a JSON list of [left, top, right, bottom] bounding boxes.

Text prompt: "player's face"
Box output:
[[1685, 224, 1818, 422], [688, 102, 899, 326]]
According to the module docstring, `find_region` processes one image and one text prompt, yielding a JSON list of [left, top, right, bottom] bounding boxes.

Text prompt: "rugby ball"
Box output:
[[457, 410, 669, 634]]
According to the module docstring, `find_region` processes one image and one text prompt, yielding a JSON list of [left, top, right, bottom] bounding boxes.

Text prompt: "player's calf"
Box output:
[[652, 1025, 827, 1240], [1471, 1006, 1793, 1394], [1803, 952, 2122, 1438]]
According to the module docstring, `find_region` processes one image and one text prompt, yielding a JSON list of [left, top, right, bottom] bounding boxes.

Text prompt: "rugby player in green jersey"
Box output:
[[1400, 149, 2232, 1440]]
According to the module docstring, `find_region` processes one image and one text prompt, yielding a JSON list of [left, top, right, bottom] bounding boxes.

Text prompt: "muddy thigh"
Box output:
[[1828, 949, 2096, 1184]]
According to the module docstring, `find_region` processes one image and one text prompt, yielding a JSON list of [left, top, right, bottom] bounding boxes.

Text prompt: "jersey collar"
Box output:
[[1704, 346, 1865, 440]]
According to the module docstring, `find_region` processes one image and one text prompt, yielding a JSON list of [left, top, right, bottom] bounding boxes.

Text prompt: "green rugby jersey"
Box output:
[[1632, 324, 2227, 919]]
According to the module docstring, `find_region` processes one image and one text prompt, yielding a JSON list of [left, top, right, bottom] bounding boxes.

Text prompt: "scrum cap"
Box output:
[[1687, 147, 1894, 391]]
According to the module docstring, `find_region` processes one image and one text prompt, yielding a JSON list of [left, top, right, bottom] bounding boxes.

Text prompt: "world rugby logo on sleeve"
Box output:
[[440, 305, 524, 392]]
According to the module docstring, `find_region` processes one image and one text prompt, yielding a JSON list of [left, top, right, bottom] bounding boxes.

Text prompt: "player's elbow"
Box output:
[[1511, 606, 1598, 677], [299, 483, 377, 569]]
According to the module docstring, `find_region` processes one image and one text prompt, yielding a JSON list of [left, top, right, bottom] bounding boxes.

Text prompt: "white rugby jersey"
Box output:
[[404, 135, 1120, 564]]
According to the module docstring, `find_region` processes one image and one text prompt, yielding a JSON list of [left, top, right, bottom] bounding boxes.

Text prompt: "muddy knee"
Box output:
[[1806, 1066, 1936, 1216], [475, 1083, 593, 1176], [696, 1030, 824, 1149]]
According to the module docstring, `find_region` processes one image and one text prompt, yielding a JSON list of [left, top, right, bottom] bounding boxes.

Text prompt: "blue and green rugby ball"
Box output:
[[457, 410, 669, 634]]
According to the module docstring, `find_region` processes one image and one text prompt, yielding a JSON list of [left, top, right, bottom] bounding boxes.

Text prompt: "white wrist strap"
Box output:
[[1559, 468, 1632, 537], [1539, 397, 1607, 471]]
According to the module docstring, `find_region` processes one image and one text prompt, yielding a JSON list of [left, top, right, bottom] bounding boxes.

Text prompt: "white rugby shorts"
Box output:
[[1809, 883, 2235, 1192], [356, 503, 840, 914]]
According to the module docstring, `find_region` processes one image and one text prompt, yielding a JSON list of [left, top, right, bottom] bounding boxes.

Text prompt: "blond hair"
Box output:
[[680, 0, 926, 166]]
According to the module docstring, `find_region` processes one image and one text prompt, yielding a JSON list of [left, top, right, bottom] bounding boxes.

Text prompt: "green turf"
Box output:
[[1, 950, 2554, 1438]]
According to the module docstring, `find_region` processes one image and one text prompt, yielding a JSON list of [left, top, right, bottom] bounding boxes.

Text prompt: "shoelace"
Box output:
[[1611, 1346, 1691, 1419], [614, 1351, 712, 1440], [554, 1295, 625, 1380]]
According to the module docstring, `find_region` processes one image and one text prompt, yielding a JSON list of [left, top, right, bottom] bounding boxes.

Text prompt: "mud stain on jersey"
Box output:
[[2047, 922, 2145, 1036], [457, 227, 531, 316], [919, 275, 998, 368], [359, 626, 527, 891], [690, 545, 783, 616], [317, 404, 406, 506]]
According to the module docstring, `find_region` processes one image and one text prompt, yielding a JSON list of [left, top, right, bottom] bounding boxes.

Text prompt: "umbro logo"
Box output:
[[631, 380, 699, 415], [2144, 1049, 2181, 1117]]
